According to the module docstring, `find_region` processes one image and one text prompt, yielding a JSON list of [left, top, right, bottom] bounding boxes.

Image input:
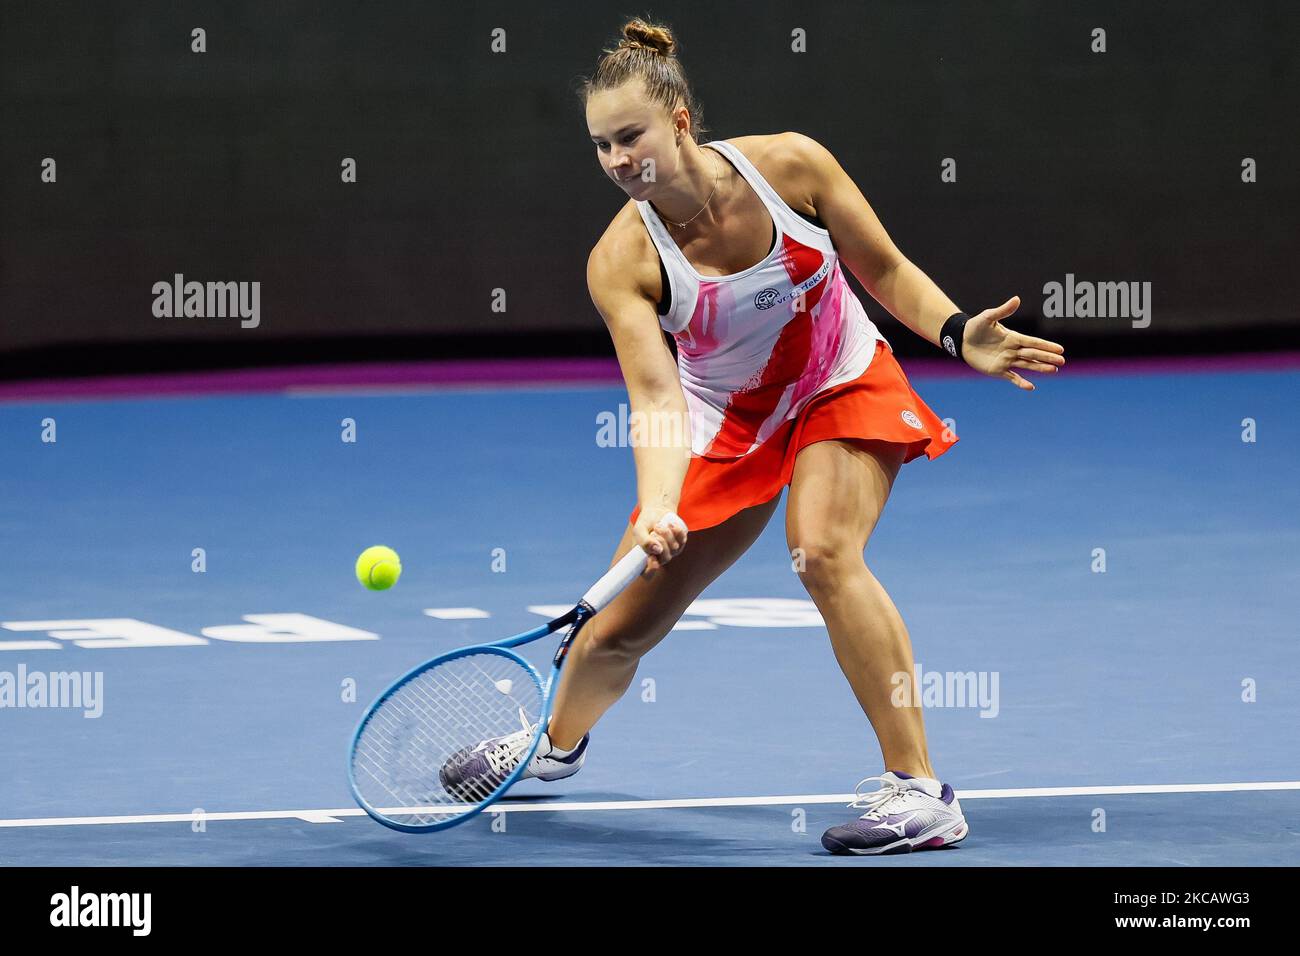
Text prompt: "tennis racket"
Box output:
[[348, 513, 686, 833]]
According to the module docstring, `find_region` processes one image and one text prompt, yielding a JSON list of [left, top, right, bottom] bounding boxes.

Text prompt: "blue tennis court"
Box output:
[[1, 358, 1297, 865]]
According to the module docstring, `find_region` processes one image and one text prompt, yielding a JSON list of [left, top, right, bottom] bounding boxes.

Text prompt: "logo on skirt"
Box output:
[[900, 410, 924, 429]]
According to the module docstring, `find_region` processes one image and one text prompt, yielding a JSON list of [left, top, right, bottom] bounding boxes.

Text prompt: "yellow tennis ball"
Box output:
[[356, 545, 402, 591]]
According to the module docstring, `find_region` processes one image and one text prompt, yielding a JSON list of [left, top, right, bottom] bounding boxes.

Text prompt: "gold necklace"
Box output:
[[657, 150, 722, 229]]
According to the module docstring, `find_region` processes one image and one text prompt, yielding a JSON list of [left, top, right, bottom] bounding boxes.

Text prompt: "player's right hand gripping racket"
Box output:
[[348, 514, 687, 833]]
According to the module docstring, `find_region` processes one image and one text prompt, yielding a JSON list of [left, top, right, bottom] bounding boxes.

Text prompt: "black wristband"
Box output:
[[939, 312, 970, 360]]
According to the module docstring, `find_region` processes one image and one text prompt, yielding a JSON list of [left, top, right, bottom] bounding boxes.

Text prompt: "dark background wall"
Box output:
[[2, 1, 1297, 377]]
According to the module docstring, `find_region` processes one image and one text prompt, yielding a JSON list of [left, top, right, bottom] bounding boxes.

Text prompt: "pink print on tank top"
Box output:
[[676, 281, 734, 359], [689, 234, 847, 458]]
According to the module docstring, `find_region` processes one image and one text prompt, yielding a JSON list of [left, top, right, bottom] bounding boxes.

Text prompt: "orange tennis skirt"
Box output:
[[629, 339, 958, 532]]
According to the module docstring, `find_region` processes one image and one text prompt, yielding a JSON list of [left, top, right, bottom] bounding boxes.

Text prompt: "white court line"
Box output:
[[2, 780, 1298, 830]]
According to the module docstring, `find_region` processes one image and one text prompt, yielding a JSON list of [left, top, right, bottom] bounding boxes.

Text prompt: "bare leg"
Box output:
[[547, 496, 780, 750], [786, 439, 936, 779]]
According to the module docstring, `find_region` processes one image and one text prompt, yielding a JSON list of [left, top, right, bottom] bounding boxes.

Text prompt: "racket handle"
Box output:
[[580, 513, 687, 613]]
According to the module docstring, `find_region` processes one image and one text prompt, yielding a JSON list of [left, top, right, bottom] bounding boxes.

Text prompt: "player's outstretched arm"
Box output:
[[785, 131, 1065, 390], [587, 240, 689, 571]]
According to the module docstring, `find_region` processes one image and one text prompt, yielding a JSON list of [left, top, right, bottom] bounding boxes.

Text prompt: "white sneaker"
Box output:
[[439, 710, 589, 800], [821, 771, 969, 855]]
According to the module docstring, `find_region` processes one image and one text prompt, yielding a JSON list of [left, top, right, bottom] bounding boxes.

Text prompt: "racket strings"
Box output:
[[358, 676, 516, 812], [351, 651, 544, 826]]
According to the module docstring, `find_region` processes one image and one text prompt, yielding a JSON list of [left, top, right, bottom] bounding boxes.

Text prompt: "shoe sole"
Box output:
[[823, 819, 969, 856]]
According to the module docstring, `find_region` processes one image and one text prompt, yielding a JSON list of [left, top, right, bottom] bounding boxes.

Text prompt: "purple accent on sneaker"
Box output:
[[440, 731, 591, 795], [833, 814, 936, 842], [439, 745, 506, 796], [821, 775, 965, 854]]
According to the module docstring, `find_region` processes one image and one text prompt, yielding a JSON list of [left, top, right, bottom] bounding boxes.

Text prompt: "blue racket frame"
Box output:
[[347, 606, 589, 833]]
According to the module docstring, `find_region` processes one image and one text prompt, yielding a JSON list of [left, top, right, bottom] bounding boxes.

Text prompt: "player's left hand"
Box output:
[[960, 296, 1066, 391]]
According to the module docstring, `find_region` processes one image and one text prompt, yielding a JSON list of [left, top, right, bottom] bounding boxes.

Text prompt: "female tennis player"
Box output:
[[445, 18, 1065, 854]]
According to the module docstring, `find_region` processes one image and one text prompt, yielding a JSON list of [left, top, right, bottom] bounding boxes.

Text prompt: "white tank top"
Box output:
[[636, 139, 889, 459]]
